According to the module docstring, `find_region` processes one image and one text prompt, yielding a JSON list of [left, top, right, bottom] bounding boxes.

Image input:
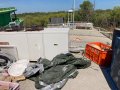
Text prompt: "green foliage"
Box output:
[[92, 7, 120, 29], [110, 6, 120, 27], [78, 0, 120, 29], [15, 1, 120, 29], [80, 0, 94, 22], [18, 12, 67, 27], [92, 10, 111, 27]]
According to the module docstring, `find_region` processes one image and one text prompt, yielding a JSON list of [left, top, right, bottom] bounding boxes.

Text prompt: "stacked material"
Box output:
[[0, 51, 91, 90], [0, 51, 21, 90]]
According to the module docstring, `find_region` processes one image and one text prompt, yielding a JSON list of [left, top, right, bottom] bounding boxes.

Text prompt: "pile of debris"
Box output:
[[0, 52, 91, 90]]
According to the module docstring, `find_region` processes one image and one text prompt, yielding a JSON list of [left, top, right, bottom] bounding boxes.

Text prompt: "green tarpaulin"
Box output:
[[26, 53, 91, 90]]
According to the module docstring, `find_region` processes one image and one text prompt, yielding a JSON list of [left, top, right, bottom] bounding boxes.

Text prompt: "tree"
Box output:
[[92, 9, 111, 28], [80, 0, 94, 22], [17, 12, 67, 27], [110, 6, 120, 27]]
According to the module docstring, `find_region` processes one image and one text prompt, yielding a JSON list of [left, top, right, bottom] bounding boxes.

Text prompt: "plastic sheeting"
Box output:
[[8, 59, 29, 77], [24, 64, 44, 78], [27, 53, 91, 90]]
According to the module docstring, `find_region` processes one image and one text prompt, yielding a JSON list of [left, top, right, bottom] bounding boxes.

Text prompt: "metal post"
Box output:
[[68, 12, 69, 26], [94, 0, 96, 11], [71, 12, 72, 23], [73, 0, 75, 29]]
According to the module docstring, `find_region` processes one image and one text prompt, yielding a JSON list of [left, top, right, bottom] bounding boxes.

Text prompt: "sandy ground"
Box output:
[[62, 62, 110, 90]]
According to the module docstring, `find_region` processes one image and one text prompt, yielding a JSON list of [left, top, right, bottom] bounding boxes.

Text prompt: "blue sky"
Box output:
[[0, 0, 120, 13]]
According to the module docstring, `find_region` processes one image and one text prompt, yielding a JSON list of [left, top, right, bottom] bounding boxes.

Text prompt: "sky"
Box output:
[[0, 0, 120, 13]]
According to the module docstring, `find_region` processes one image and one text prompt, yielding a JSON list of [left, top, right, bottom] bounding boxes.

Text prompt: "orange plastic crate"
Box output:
[[85, 42, 112, 67]]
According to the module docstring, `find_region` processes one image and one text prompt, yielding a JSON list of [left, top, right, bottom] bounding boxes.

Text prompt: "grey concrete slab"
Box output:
[[19, 79, 36, 90], [69, 29, 112, 49], [62, 62, 111, 90]]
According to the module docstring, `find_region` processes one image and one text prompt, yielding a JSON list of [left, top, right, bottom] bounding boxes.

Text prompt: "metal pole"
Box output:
[[71, 12, 72, 23], [68, 12, 69, 26], [94, 0, 95, 11], [73, 0, 75, 29]]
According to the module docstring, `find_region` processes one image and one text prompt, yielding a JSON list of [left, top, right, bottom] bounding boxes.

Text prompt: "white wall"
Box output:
[[0, 28, 69, 61]]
